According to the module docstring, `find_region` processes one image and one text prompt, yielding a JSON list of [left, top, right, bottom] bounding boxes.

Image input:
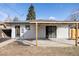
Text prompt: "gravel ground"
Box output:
[[0, 41, 79, 56]]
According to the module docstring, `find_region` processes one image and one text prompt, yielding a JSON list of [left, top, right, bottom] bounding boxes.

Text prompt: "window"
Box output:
[[25, 25, 30, 30]]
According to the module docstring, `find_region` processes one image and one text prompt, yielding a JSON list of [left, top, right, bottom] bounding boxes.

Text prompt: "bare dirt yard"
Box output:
[[0, 41, 79, 56]]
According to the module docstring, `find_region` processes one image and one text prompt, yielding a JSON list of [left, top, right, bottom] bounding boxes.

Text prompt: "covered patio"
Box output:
[[29, 20, 79, 47], [5, 20, 79, 47]]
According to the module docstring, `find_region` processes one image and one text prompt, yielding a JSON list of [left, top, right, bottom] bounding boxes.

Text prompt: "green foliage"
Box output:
[[26, 4, 36, 20]]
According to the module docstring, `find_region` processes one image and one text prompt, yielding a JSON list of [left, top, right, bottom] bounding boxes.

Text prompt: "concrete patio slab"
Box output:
[[17, 38, 79, 47]]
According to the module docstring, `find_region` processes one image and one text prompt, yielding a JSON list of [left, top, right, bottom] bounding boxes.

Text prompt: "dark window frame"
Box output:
[[25, 25, 30, 30]]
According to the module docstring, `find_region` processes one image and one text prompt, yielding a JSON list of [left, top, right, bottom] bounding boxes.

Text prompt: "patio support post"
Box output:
[[75, 23, 78, 46], [36, 22, 38, 47]]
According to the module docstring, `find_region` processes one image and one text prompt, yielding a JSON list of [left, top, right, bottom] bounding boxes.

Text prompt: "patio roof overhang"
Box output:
[[29, 20, 79, 24], [4, 20, 79, 24]]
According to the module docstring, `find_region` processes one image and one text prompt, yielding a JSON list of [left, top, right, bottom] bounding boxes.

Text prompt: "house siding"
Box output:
[[11, 25, 15, 38], [11, 23, 69, 39], [20, 24, 46, 39], [20, 24, 36, 39], [57, 25, 69, 39], [38, 25, 46, 39]]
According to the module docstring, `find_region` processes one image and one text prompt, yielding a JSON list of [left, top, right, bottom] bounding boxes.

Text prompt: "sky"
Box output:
[[0, 3, 79, 21]]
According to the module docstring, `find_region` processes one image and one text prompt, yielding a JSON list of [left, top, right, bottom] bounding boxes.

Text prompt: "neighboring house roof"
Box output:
[[4, 16, 12, 22]]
